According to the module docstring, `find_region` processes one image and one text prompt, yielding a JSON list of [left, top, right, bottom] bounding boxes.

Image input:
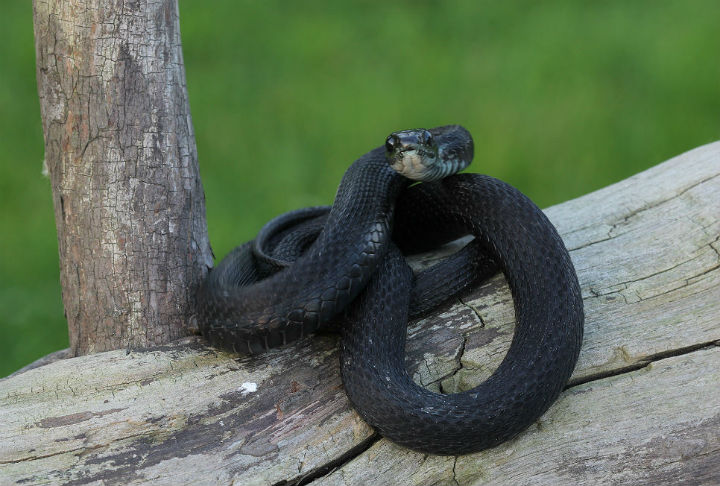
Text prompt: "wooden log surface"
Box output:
[[1, 142, 719, 485]]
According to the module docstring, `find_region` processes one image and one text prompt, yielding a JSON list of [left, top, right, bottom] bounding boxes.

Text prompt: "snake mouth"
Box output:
[[389, 150, 437, 181]]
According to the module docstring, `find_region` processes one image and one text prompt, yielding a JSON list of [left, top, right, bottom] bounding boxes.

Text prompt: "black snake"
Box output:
[[197, 125, 584, 455]]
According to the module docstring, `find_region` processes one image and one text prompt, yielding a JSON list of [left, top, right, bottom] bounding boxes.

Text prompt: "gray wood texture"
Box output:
[[32, 0, 213, 355], [2, 142, 719, 485]]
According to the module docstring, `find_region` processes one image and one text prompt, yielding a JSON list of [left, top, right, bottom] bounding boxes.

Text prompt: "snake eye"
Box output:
[[385, 135, 398, 153], [421, 130, 434, 146]]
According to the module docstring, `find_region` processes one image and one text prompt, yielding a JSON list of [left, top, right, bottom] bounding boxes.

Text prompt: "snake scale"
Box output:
[[197, 125, 584, 455]]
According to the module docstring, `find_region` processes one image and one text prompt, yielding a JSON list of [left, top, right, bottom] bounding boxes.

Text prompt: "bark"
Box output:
[[1, 142, 719, 485], [32, 0, 213, 355]]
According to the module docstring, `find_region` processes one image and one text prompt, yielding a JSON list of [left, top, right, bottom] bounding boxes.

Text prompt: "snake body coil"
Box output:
[[198, 125, 584, 455]]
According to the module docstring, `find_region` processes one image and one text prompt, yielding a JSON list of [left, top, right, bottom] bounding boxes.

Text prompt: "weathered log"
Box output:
[[1, 142, 719, 485]]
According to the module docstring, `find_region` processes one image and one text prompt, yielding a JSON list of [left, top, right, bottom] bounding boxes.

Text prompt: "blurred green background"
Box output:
[[1, 1, 718, 376]]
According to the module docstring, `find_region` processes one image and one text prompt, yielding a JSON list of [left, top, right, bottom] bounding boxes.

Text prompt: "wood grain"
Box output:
[[32, 0, 213, 355]]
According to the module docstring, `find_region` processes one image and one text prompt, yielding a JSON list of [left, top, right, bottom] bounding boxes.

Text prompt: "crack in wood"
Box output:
[[276, 434, 380, 486], [607, 173, 720, 238], [457, 296, 485, 327], [567, 340, 720, 388], [438, 334, 468, 395]]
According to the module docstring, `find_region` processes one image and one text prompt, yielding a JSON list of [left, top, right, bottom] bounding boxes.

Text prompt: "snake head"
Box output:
[[385, 129, 439, 181], [386, 126, 472, 181]]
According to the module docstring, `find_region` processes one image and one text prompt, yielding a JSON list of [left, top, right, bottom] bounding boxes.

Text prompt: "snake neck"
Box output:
[[326, 147, 408, 229]]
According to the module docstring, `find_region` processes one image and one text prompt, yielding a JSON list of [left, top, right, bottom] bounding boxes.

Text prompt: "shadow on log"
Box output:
[[2, 143, 719, 485]]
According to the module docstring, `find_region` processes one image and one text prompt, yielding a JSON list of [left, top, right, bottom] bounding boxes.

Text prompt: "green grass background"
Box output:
[[1, 1, 718, 376]]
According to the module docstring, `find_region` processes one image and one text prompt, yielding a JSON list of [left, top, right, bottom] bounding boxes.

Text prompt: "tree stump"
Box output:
[[2, 142, 719, 485]]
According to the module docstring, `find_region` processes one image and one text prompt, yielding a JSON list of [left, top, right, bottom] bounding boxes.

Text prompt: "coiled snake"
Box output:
[[197, 125, 584, 455]]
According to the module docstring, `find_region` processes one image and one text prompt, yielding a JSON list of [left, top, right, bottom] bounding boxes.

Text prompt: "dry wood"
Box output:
[[1, 142, 719, 485], [33, 0, 213, 355]]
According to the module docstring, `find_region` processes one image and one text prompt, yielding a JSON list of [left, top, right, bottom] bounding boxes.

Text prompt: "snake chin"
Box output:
[[389, 150, 439, 181]]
